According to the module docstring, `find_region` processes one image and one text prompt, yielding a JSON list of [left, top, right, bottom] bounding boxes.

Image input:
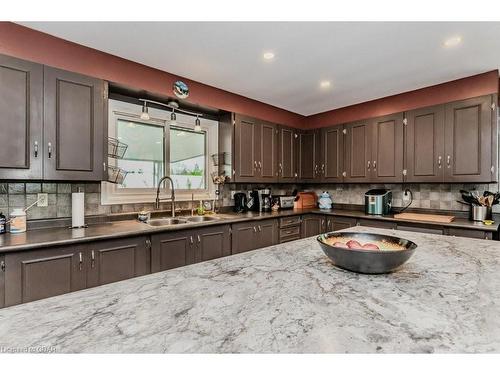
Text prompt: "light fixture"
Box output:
[[443, 36, 462, 48], [263, 51, 275, 61], [320, 80, 331, 89], [140, 102, 150, 120], [170, 109, 177, 125], [194, 116, 201, 132]]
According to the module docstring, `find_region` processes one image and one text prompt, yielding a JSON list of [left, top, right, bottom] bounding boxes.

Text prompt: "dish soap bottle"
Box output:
[[318, 191, 333, 210]]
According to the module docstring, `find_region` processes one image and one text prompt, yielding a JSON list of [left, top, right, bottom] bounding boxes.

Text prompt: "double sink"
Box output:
[[146, 216, 220, 227]]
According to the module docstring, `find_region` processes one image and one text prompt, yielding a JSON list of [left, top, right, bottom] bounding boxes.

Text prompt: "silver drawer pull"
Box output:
[[78, 252, 83, 271], [48, 142, 53, 158], [91, 250, 95, 269], [34, 141, 39, 158]]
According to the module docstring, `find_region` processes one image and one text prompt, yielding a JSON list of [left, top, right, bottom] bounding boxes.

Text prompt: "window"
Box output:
[[101, 99, 218, 205]]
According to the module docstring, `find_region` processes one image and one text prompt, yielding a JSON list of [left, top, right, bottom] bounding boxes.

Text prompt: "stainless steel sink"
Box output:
[[147, 218, 188, 226], [185, 216, 219, 223]]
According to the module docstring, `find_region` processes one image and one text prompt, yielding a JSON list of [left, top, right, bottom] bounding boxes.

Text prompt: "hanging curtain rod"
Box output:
[[139, 98, 203, 118]]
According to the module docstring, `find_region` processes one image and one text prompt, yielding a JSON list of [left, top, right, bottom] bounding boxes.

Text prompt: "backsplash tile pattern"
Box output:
[[1, 181, 499, 222]]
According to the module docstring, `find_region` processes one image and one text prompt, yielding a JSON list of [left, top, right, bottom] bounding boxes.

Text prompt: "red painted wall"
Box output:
[[307, 70, 499, 128], [0, 22, 498, 131], [0, 22, 305, 128]]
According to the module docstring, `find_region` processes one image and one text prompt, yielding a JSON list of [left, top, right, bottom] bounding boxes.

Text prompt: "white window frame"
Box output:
[[101, 99, 218, 205]]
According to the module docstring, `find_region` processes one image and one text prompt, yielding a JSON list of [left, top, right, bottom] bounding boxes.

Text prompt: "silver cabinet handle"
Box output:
[[197, 235, 201, 244], [253, 226, 257, 233], [34, 141, 39, 158], [145, 239, 151, 249], [446, 155, 451, 167], [258, 225, 262, 232], [342, 171, 347, 177], [189, 236, 194, 245], [78, 252, 83, 271], [254, 161, 258, 170], [327, 219, 331, 228], [321, 164, 325, 174], [1, 260, 5, 272], [367, 160, 371, 170], [314, 164, 318, 175], [279, 163, 283, 175], [48, 142, 53, 158], [258, 161, 262, 169], [91, 250, 95, 269], [438, 156, 442, 168], [373, 160, 377, 170]]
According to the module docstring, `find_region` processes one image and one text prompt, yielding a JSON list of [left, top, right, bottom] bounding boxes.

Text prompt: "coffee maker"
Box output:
[[233, 192, 248, 213], [248, 190, 260, 212], [259, 189, 272, 212]]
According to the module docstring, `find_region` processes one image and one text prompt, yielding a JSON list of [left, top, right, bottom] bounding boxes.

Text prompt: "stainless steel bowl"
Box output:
[[317, 232, 417, 274]]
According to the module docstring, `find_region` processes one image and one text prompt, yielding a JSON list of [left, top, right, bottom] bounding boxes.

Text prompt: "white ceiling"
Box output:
[[20, 22, 500, 116]]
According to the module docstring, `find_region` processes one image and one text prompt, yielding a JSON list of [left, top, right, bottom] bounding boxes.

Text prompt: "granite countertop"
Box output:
[[0, 208, 497, 254], [1, 226, 499, 353]]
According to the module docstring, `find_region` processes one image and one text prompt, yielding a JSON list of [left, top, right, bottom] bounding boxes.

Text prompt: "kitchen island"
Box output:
[[0, 226, 499, 353]]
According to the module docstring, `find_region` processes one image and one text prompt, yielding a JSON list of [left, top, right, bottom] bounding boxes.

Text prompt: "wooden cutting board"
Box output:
[[393, 212, 455, 223]]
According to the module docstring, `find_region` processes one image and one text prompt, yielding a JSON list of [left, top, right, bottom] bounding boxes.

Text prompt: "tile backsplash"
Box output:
[[1, 181, 500, 222]]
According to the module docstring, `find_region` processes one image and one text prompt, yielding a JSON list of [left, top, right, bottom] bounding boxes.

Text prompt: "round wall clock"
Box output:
[[173, 80, 189, 99]]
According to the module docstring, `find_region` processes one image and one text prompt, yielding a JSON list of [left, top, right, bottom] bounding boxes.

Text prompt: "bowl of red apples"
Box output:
[[317, 232, 417, 274]]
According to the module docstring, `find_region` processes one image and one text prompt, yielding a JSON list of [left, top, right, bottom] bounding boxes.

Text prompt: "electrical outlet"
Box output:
[[37, 193, 48, 207]]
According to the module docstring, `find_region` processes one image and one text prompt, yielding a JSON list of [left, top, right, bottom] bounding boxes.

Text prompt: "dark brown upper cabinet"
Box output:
[[233, 114, 278, 183], [444, 95, 496, 183], [406, 104, 445, 183], [0, 55, 43, 180], [344, 120, 372, 183], [43, 66, 106, 181], [298, 130, 321, 182], [370, 112, 404, 183], [259, 121, 279, 183], [278, 126, 299, 182], [320, 126, 344, 183]]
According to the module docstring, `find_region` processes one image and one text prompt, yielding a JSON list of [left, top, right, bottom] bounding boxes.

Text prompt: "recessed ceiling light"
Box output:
[[320, 80, 331, 89], [263, 51, 275, 61], [444, 36, 462, 48]]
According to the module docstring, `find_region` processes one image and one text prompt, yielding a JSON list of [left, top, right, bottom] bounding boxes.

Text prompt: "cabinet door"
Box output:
[[195, 224, 231, 262], [301, 214, 326, 238], [86, 236, 150, 288], [234, 114, 259, 182], [278, 126, 298, 182], [370, 113, 404, 183], [151, 230, 195, 273], [344, 120, 372, 182], [259, 121, 279, 182], [4, 245, 87, 307], [257, 219, 278, 248], [231, 221, 258, 254], [43, 66, 105, 181], [298, 131, 319, 181], [326, 216, 357, 232], [321, 126, 344, 183], [406, 105, 445, 182], [444, 95, 494, 182], [0, 55, 43, 180], [0, 255, 5, 309]]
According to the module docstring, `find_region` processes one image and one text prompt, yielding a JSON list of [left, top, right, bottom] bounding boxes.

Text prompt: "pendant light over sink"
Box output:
[[138, 99, 203, 130]]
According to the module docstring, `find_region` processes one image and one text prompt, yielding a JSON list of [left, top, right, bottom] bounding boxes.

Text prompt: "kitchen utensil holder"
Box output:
[[470, 205, 492, 222], [107, 137, 128, 159]]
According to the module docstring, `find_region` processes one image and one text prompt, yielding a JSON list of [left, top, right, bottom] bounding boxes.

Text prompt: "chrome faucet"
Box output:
[[155, 176, 175, 217]]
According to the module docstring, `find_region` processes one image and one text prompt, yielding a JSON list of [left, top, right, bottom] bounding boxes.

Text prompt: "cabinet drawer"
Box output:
[[396, 224, 444, 235], [279, 216, 301, 228], [358, 219, 396, 229], [447, 228, 493, 240], [279, 226, 301, 242]]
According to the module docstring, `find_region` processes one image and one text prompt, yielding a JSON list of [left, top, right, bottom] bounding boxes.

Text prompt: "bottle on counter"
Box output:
[[0, 211, 6, 234], [9, 208, 27, 234]]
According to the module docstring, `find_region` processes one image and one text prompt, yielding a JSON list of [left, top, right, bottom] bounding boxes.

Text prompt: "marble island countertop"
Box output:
[[1, 226, 499, 353]]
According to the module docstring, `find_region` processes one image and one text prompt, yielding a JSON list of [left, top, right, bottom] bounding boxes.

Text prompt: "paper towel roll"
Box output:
[[72, 192, 85, 228]]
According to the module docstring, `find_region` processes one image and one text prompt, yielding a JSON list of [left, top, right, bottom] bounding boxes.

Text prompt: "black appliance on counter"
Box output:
[[233, 192, 248, 213], [247, 190, 260, 212]]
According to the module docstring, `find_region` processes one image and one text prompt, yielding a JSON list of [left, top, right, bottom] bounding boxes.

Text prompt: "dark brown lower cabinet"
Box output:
[[357, 219, 396, 229], [151, 225, 232, 272], [4, 244, 87, 307], [86, 236, 150, 288], [0, 255, 5, 308], [326, 216, 357, 232], [396, 224, 444, 235], [301, 214, 326, 238], [232, 219, 278, 254], [151, 229, 195, 273], [447, 228, 493, 240], [195, 225, 231, 262]]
